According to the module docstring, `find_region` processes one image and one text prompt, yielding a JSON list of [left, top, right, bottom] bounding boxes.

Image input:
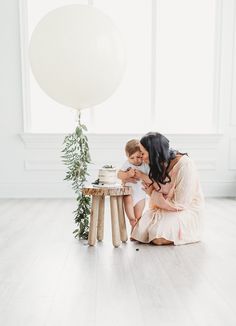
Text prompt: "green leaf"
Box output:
[[81, 124, 88, 131], [75, 127, 82, 137]]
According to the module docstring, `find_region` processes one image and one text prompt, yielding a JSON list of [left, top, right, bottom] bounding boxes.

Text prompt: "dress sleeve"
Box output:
[[150, 160, 196, 211], [169, 161, 197, 209]]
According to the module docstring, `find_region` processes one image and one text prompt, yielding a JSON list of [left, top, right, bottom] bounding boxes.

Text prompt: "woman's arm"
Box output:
[[117, 170, 129, 181], [141, 181, 154, 196], [148, 161, 196, 211], [135, 170, 152, 185], [117, 168, 137, 183]]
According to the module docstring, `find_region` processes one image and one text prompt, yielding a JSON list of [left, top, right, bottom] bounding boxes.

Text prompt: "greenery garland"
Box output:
[[61, 112, 91, 239]]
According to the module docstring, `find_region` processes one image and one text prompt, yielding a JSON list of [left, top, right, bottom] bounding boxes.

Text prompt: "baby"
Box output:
[[117, 139, 150, 229]]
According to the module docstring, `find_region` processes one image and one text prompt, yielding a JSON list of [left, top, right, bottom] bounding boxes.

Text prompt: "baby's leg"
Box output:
[[123, 195, 136, 227], [134, 199, 145, 221]]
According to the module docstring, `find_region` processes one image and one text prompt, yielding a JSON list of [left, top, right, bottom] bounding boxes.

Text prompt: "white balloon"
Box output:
[[29, 5, 126, 110]]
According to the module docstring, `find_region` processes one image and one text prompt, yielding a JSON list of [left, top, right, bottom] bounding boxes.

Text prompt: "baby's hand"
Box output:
[[126, 168, 136, 178]]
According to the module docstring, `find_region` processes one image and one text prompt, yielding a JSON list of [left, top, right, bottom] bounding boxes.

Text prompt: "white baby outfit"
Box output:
[[120, 161, 150, 206]]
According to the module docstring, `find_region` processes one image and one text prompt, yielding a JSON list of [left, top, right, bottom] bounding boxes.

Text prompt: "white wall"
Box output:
[[0, 0, 236, 198]]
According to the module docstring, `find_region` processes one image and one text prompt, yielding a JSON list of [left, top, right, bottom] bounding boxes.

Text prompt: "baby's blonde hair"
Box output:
[[125, 139, 141, 157]]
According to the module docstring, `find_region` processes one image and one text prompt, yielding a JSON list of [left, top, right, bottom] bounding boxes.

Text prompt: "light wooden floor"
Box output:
[[0, 198, 236, 326]]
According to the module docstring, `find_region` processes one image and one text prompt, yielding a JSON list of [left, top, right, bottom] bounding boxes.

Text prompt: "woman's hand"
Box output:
[[150, 190, 178, 212], [125, 177, 138, 184], [134, 170, 152, 184], [141, 181, 154, 196]]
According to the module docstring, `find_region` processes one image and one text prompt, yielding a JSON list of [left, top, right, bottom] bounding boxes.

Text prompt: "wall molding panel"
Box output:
[[6, 132, 230, 198], [230, 0, 236, 126], [229, 138, 236, 170], [20, 133, 222, 150], [24, 160, 65, 171], [1, 180, 235, 198]]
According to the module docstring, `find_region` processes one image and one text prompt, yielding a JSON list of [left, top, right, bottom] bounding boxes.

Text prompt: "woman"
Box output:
[[131, 132, 204, 245]]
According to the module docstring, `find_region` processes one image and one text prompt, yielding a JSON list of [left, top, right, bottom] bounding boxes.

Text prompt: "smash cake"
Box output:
[[98, 165, 118, 185]]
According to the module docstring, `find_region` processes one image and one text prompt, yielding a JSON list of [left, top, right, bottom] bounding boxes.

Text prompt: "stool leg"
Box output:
[[88, 195, 99, 246], [110, 196, 121, 248], [117, 196, 128, 242], [97, 196, 105, 241]]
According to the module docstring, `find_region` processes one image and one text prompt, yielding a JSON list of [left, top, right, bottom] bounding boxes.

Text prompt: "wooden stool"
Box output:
[[82, 186, 132, 247]]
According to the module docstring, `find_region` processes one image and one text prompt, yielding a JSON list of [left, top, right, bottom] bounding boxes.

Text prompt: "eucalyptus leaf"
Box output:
[[81, 124, 88, 131]]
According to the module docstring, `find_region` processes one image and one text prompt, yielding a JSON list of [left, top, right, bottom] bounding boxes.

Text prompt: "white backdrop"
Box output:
[[0, 0, 235, 197]]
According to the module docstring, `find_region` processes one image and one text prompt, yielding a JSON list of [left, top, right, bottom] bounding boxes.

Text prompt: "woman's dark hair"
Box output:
[[140, 132, 187, 190]]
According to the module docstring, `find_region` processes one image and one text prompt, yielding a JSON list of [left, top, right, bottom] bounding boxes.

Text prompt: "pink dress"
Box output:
[[131, 155, 204, 245]]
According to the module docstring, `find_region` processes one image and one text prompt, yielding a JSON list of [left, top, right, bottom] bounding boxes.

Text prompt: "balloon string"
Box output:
[[77, 110, 81, 126]]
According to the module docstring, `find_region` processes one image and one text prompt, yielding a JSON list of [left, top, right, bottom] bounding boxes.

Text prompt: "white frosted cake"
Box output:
[[98, 165, 117, 185]]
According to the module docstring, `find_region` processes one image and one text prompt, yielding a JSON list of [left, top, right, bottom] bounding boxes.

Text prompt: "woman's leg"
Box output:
[[134, 199, 145, 221], [152, 238, 174, 245]]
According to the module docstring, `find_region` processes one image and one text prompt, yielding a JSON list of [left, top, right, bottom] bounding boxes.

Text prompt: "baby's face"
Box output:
[[128, 151, 143, 166], [139, 144, 149, 164]]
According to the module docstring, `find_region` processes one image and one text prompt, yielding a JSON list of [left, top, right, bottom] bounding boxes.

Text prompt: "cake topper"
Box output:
[[102, 164, 115, 168]]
